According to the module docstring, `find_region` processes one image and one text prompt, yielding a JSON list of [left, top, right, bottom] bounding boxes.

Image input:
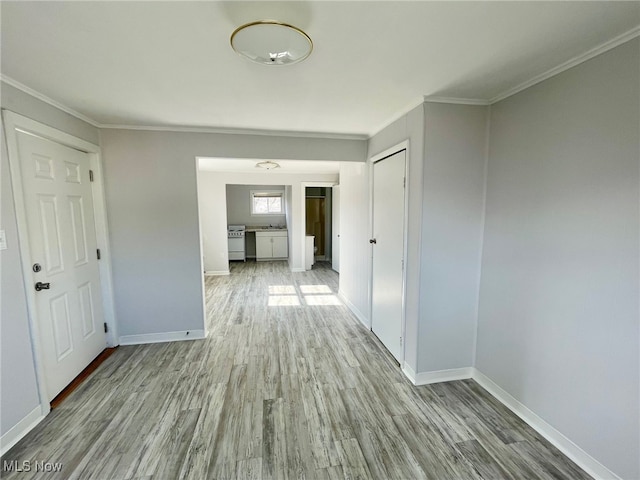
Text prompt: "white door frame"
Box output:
[[301, 181, 338, 270], [3, 110, 118, 415], [368, 140, 410, 365]]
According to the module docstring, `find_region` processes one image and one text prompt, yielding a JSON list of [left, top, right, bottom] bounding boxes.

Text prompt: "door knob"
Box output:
[[369, 238, 377, 244], [35, 282, 50, 291]]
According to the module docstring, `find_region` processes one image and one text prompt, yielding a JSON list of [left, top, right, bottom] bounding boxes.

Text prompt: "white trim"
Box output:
[[471, 368, 622, 480], [2, 111, 117, 413], [119, 329, 206, 346], [194, 161, 209, 339], [402, 362, 417, 384], [89, 152, 119, 346], [300, 181, 339, 272], [1, 75, 100, 127], [368, 97, 425, 138], [338, 290, 370, 329], [290, 267, 306, 273], [412, 367, 474, 386], [490, 26, 640, 104], [368, 141, 410, 167], [0, 406, 45, 457], [204, 270, 230, 276], [251, 189, 285, 216], [424, 96, 490, 106]]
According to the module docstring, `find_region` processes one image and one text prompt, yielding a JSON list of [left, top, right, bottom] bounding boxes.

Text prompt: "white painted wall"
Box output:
[[1, 81, 99, 441], [477, 38, 639, 480], [198, 171, 338, 274], [368, 104, 425, 370], [285, 185, 293, 266], [100, 128, 363, 339], [418, 103, 488, 372], [337, 162, 370, 325]]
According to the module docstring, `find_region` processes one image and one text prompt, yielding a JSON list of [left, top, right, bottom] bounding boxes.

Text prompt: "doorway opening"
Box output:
[[305, 187, 332, 262]]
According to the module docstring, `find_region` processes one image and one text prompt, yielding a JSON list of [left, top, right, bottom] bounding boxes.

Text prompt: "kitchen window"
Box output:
[[251, 190, 284, 215]]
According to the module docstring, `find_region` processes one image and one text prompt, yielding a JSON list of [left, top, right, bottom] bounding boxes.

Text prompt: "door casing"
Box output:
[[368, 140, 410, 365], [3, 110, 117, 415]]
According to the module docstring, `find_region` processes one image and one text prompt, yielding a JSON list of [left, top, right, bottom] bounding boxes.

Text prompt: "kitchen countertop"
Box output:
[[245, 227, 287, 232]]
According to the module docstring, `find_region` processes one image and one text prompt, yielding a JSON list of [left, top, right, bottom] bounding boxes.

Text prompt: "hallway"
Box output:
[[2, 262, 590, 479]]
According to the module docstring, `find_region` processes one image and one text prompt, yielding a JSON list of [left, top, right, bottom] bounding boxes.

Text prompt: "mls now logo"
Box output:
[[3, 460, 63, 473]]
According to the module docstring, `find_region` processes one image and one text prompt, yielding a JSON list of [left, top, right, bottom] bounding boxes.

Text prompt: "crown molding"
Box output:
[[490, 25, 640, 104], [424, 96, 490, 106], [98, 123, 368, 141], [1, 74, 101, 127]]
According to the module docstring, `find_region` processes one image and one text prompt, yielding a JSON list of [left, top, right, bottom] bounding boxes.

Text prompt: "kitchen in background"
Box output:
[[226, 184, 289, 262]]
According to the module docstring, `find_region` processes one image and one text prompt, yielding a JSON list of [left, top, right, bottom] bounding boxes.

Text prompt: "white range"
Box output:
[[227, 225, 246, 262]]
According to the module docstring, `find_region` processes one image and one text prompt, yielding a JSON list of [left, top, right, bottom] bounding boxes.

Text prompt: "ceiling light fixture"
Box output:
[[256, 161, 281, 170], [230, 20, 313, 66]]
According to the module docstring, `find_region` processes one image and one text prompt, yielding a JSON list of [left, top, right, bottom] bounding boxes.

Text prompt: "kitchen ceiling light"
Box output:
[[256, 161, 281, 170], [230, 21, 313, 66]]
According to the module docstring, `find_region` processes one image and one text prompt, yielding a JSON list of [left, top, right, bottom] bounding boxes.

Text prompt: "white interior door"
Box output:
[[17, 131, 107, 401], [332, 185, 340, 272], [371, 150, 406, 362]]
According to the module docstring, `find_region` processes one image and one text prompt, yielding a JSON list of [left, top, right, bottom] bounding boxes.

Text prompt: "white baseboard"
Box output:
[[1, 406, 45, 456], [204, 270, 229, 276], [402, 362, 417, 383], [290, 267, 305, 273], [119, 329, 206, 346], [471, 368, 621, 480], [337, 290, 370, 328], [403, 365, 474, 385]]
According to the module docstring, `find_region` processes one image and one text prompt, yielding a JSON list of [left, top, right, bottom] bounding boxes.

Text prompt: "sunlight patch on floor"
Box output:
[[268, 283, 342, 307]]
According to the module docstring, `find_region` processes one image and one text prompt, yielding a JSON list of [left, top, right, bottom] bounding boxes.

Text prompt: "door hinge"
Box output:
[[400, 336, 403, 346], [97, 248, 101, 260], [89, 170, 94, 182], [104, 322, 108, 333], [403, 177, 406, 188]]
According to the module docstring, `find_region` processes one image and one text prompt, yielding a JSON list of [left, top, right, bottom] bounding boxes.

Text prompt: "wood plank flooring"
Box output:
[[2, 261, 592, 479]]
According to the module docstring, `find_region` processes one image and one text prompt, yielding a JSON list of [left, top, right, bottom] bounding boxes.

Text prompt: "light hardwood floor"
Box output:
[[2, 261, 591, 479]]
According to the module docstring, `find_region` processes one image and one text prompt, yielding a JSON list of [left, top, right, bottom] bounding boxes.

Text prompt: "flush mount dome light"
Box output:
[[256, 161, 281, 170], [231, 20, 312, 65]]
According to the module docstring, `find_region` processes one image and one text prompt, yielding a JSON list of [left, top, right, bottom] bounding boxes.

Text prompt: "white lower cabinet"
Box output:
[[256, 230, 288, 260]]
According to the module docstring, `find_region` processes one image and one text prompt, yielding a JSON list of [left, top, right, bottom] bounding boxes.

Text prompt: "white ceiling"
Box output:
[[2, 1, 639, 137], [198, 157, 340, 174]]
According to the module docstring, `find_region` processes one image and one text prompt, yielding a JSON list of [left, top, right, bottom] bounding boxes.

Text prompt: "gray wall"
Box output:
[[226, 184, 286, 227], [100, 129, 365, 337], [368, 104, 425, 370], [418, 103, 488, 372], [1, 81, 100, 436], [367, 103, 487, 374], [476, 39, 640, 479]]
